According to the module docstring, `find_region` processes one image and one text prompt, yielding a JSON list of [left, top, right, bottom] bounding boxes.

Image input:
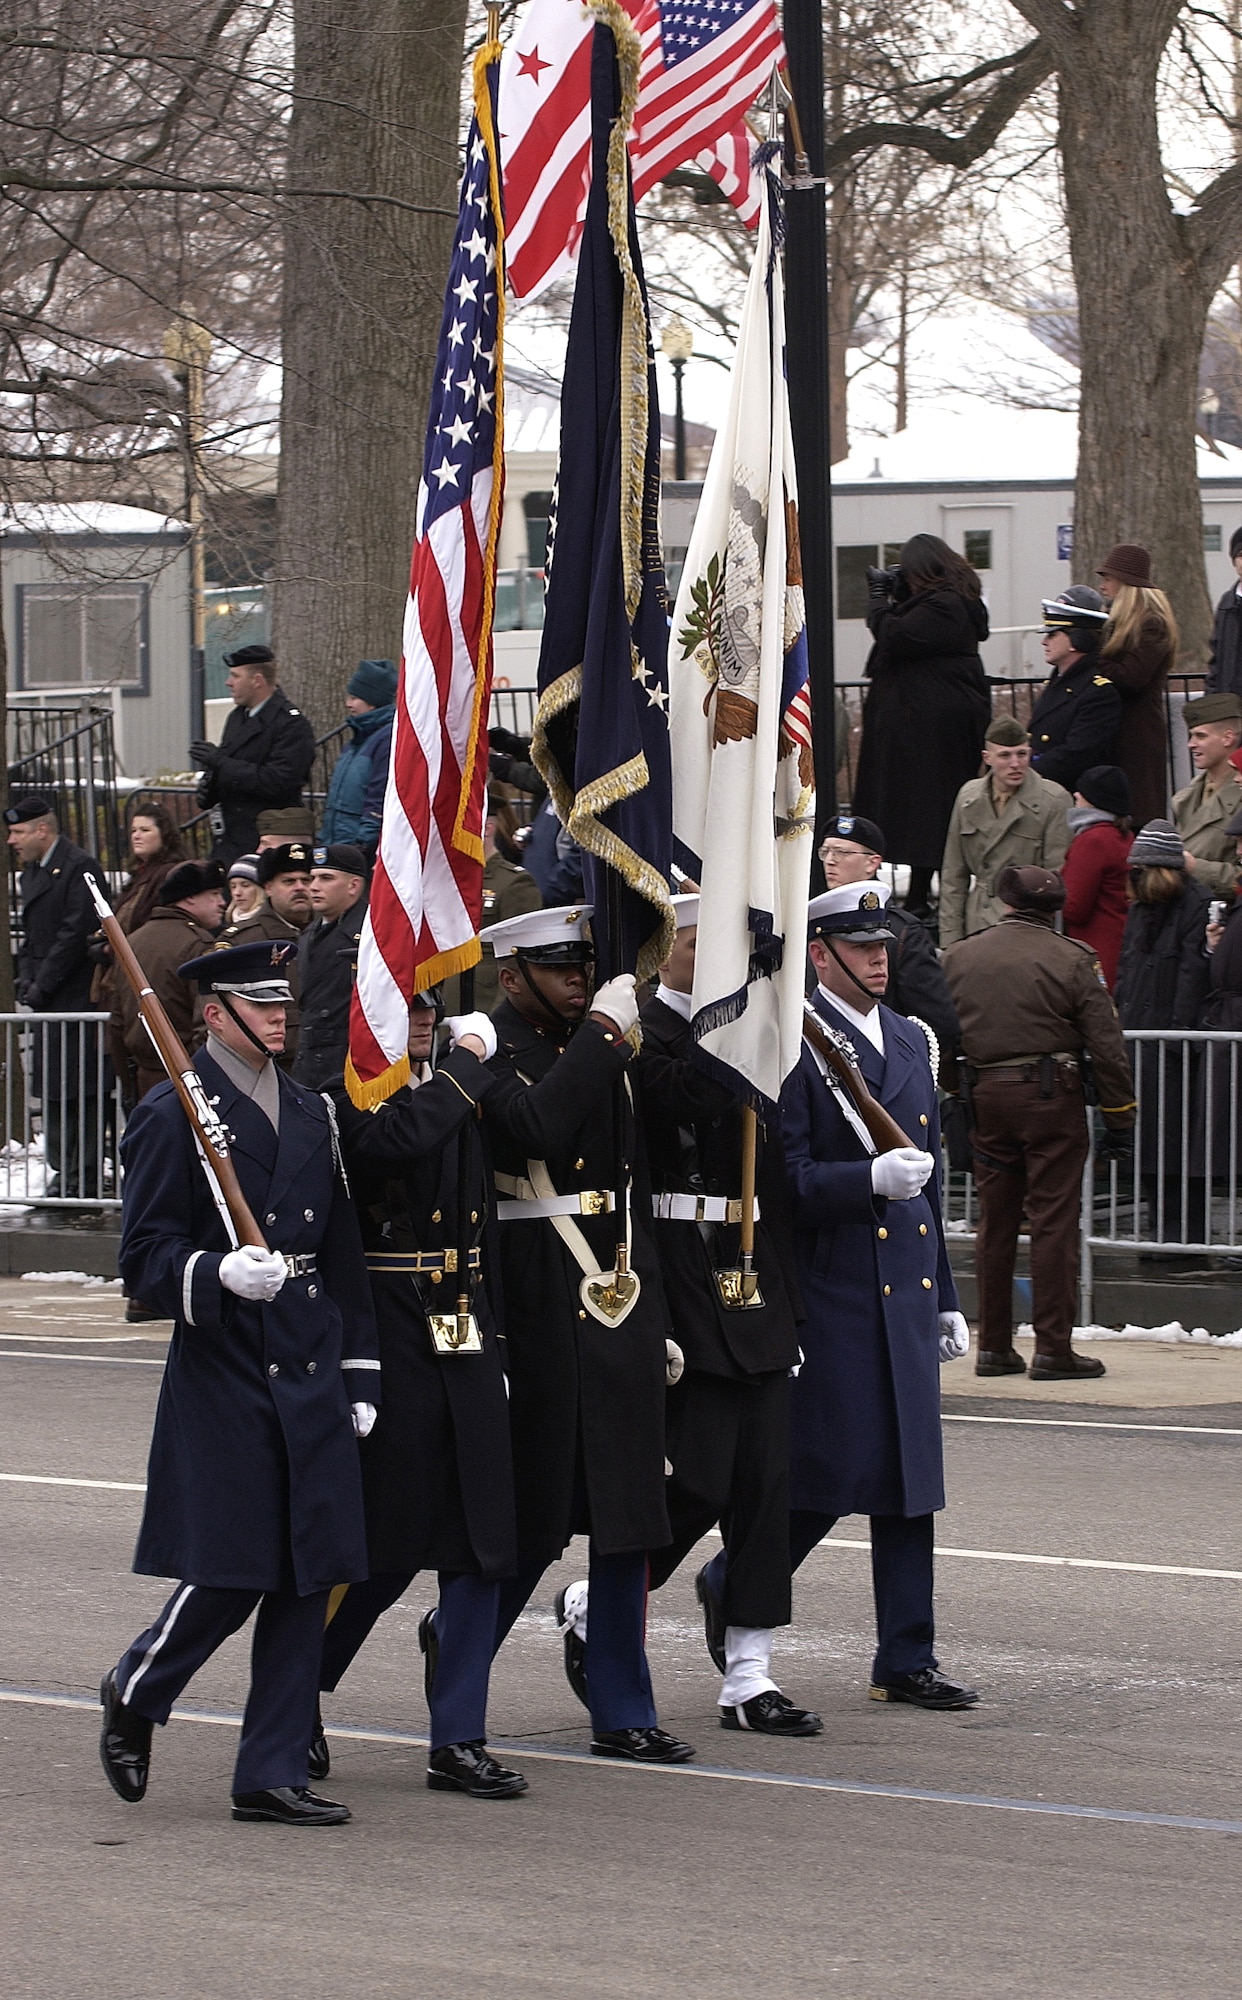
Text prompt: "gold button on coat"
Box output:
[[922, 1277, 933, 1289], [883, 1284, 891, 1296], [919, 1223, 928, 1236], [919, 1114, 928, 1126], [877, 1227, 888, 1240]]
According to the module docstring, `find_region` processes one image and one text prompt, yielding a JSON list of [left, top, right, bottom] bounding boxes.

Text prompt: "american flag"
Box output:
[[346, 45, 504, 1107], [501, 0, 782, 300], [694, 119, 763, 228]]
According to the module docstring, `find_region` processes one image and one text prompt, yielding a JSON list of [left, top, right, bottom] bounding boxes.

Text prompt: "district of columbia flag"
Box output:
[[345, 34, 505, 1108], [668, 146, 814, 1111], [500, 0, 781, 300]]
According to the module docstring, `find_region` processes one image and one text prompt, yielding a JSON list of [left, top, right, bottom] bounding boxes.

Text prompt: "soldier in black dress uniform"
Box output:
[[98, 941, 379, 1826], [313, 991, 528, 1800], [481, 906, 693, 1766], [1028, 589, 1121, 795], [556, 897, 819, 1736]]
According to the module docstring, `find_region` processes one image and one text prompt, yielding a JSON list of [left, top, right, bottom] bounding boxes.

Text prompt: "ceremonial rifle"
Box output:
[[85, 875, 268, 1249], [801, 1002, 914, 1153]]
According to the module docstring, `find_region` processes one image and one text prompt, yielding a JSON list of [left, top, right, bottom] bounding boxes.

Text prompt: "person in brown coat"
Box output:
[[1095, 543, 1176, 827], [113, 862, 226, 1100], [943, 866, 1136, 1384]]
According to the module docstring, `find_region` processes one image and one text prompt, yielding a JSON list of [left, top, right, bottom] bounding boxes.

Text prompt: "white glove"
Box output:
[[351, 1401, 377, 1438], [665, 1339, 685, 1385], [445, 1011, 497, 1061], [938, 1311, 970, 1363], [219, 1245, 288, 1302], [591, 972, 639, 1036], [870, 1148, 935, 1201]]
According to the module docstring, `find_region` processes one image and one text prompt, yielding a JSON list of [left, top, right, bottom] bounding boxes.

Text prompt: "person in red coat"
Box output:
[[1061, 764, 1134, 989]]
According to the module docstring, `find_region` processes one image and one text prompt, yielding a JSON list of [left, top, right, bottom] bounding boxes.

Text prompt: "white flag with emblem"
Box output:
[[668, 149, 815, 1110]]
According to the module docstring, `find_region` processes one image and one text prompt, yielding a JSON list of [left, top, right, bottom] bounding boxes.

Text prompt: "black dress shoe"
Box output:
[[870, 1668, 979, 1710], [975, 1348, 1027, 1377], [99, 1671, 152, 1803], [720, 1690, 823, 1736], [307, 1707, 330, 1783], [231, 1786, 350, 1825], [124, 1298, 162, 1324], [694, 1562, 726, 1674], [553, 1585, 590, 1710], [1029, 1351, 1106, 1381], [591, 1726, 695, 1764], [427, 1741, 528, 1799], [418, 1607, 439, 1709]]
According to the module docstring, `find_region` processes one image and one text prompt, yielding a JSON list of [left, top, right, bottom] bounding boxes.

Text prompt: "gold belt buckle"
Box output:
[[579, 1190, 608, 1216]]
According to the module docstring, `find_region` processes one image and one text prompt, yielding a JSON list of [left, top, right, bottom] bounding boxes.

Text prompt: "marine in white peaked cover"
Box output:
[[668, 157, 815, 1110]]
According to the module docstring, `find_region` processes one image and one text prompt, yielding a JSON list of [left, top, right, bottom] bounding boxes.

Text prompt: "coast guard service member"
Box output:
[[98, 940, 380, 1826], [776, 882, 977, 1710]]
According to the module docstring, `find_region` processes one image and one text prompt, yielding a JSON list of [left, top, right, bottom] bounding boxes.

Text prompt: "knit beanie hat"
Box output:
[[1076, 765, 1131, 817], [1128, 819, 1185, 869], [348, 658, 398, 707], [227, 853, 262, 884]]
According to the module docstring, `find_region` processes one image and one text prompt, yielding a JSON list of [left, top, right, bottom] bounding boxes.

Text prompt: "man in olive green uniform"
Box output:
[[215, 841, 313, 1067], [943, 866, 1135, 1384], [938, 716, 1072, 945], [1171, 693, 1242, 896]]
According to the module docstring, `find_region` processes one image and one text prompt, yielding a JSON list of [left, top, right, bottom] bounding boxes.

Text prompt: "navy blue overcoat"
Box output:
[[119, 1048, 378, 1594], [779, 993, 958, 1519]]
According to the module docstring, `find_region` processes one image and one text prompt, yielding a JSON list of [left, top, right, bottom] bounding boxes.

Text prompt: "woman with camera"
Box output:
[[853, 534, 991, 918]]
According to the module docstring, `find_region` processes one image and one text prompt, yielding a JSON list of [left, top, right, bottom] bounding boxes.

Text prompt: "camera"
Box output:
[[865, 563, 910, 604]]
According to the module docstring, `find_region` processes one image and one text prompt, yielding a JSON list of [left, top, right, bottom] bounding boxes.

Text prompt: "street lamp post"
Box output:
[[162, 310, 212, 740], [661, 315, 694, 480]]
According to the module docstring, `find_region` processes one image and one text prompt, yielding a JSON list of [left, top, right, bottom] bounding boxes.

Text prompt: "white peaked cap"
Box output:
[[478, 905, 594, 957]]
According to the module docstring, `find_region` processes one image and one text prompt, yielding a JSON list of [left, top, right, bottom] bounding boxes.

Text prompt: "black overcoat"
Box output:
[[883, 904, 960, 1055], [1116, 882, 1211, 1181], [484, 1002, 671, 1564], [294, 895, 368, 1090], [1028, 658, 1122, 794], [779, 993, 956, 1519], [1207, 585, 1242, 698], [634, 994, 801, 1378], [331, 1048, 516, 1582], [119, 1048, 377, 1594], [17, 835, 110, 1098], [197, 685, 316, 862], [852, 588, 990, 868]]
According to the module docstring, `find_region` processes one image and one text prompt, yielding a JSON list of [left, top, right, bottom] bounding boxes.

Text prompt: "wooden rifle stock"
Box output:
[[801, 1004, 914, 1152], [86, 877, 268, 1249]]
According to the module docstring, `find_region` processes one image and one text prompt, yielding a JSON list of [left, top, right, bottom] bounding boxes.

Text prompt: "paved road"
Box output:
[[4, 1324, 1242, 1998]]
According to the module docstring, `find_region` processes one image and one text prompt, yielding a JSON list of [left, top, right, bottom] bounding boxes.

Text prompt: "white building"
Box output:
[[829, 399, 1242, 681], [1, 502, 192, 778]]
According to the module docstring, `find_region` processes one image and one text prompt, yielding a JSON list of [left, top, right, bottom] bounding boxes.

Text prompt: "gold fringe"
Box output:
[[530, 662, 583, 823], [344, 1050, 411, 1111], [567, 752, 677, 982], [451, 35, 508, 867], [591, 0, 647, 623]]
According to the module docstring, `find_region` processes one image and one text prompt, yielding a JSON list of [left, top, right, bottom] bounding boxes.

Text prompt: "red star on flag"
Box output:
[[517, 46, 553, 83]]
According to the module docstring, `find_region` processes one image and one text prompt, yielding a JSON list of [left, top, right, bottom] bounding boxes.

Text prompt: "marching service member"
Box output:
[[98, 940, 379, 1827], [777, 883, 977, 1711], [554, 896, 818, 1736], [314, 991, 529, 1801], [481, 906, 694, 1766]]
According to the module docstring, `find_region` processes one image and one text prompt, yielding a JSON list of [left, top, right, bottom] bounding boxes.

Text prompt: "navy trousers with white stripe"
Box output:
[[115, 1582, 330, 1795]]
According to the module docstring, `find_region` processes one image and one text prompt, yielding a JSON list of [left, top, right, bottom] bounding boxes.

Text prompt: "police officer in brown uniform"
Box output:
[[943, 866, 1136, 1383]]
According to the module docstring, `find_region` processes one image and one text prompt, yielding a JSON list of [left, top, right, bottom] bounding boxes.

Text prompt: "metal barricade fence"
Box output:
[[942, 1027, 1242, 1325], [0, 1013, 122, 1210]]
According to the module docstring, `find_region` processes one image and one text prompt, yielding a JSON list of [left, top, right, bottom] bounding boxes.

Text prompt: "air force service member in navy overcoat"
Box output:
[[98, 940, 380, 1827], [776, 883, 978, 1710], [315, 991, 528, 1802]]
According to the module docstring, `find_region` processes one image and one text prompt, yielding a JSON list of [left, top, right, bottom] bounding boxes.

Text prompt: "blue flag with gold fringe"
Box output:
[[530, 5, 674, 982]]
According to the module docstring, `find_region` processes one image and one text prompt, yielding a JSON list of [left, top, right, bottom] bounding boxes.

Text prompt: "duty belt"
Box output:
[[365, 1249, 481, 1275], [651, 1192, 759, 1225], [970, 1051, 1079, 1078], [283, 1254, 318, 1276], [493, 1172, 614, 1222]]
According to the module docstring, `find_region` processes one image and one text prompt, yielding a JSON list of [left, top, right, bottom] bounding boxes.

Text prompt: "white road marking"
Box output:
[[0, 1472, 145, 1492], [945, 1413, 1242, 1438], [0, 1328, 167, 1344], [6, 1686, 1240, 1836], [0, 1350, 165, 1366]]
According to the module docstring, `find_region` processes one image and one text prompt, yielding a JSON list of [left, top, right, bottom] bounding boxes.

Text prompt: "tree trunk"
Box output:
[[275, 0, 469, 730], [1057, 42, 1213, 664]]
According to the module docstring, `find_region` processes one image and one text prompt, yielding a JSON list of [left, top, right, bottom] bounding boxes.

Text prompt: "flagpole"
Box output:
[[781, 0, 836, 856]]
